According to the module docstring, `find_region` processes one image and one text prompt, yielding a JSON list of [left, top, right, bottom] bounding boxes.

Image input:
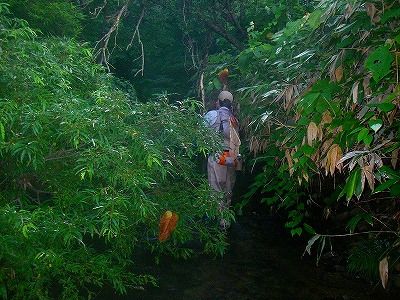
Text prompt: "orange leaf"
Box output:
[[307, 122, 319, 146], [218, 69, 229, 86], [325, 144, 342, 176], [285, 148, 294, 176], [321, 110, 333, 125], [334, 65, 343, 82], [158, 211, 178, 242], [391, 148, 399, 169]]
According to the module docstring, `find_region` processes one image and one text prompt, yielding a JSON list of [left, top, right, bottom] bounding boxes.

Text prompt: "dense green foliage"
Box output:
[[2, 0, 400, 297], [234, 0, 400, 281], [0, 4, 230, 299]]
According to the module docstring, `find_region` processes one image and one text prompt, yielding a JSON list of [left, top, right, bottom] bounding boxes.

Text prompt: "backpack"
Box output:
[[205, 109, 241, 167]]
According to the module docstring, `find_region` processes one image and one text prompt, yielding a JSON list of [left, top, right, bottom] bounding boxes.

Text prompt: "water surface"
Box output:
[[98, 212, 398, 299]]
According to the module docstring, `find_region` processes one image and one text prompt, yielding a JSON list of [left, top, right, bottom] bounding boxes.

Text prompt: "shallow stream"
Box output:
[[97, 211, 398, 300]]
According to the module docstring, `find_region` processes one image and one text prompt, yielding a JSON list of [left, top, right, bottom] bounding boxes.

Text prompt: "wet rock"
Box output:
[[393, 274, 400, 289], [321, 251, 347, 272]]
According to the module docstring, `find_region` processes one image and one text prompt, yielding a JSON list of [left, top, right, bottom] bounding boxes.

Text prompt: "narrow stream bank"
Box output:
[[97, 211, 398, 300]]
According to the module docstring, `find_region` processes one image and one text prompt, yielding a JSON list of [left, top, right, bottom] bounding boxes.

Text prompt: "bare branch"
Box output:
[[126, 5, 146, 76], [90, 0, 108, 18], [94, 1, 130, 70]]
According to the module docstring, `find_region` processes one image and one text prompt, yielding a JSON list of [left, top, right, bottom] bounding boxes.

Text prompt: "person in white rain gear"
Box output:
[[204, 90, 241, 230]]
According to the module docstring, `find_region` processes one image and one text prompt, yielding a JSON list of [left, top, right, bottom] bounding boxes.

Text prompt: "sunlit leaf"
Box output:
[[298, 92, 320, 115], [307, 9, 324, 29], [368, 119, 383, 133], [158, 211, 179, 242]]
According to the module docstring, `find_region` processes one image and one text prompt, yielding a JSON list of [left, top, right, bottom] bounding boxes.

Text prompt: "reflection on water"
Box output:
[[98, 212, 398, 300]]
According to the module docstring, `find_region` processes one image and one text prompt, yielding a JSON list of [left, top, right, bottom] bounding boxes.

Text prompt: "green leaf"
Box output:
[[363, 213, 373, 226], [378, 103, 396, 113], [297, 117, 310, 126], [380, 8, 400, 23], [346, 213, 363, 233], [390, 183, 400, 197], [212, 77, 222, 90], [304, 223, 316, 234], [298, 92, 320, 115], [378, 166, 400, 179], [374, 178, 398, 194], [291, 227, 302, 237], [365, 46, 394, 82], [342, 169, 362, 202], [349, 126, 364, 135], [304, 234, 321, 255], [302, 144, 314, 155], [363, 134, 373, 147], [267, 195, 279, 205], [307, 9, 324, 29], [357, 128, 369, 142], [0, 122, 4, 141], [368, 119, 383, 133], [238, 51, 253, 73]]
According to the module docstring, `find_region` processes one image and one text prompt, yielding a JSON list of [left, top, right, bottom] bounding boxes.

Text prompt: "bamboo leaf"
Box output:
[[346, 213, 363, 233], [304, 234, 321, 255], [304, 223, 316, 234], [307, 121, 318, 146], [374, 178, 398, 194], [363, 213, 373, 226], [297, 117, 310, 126], [344, 169, 362, 202], [0, 122, 4, 141], [379, 103, 396, 113], [362, 164, 375, 191], [379, 257, 389, 289]]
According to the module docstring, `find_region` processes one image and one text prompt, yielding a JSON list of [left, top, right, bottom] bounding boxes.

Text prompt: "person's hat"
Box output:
[[218, 91, 233, 102]]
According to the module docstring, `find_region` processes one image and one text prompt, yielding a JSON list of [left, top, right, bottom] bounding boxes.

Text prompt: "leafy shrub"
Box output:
[[0, 5, 227, 299], [347, 239, 391, 281], [237, 0, 400, 241]]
